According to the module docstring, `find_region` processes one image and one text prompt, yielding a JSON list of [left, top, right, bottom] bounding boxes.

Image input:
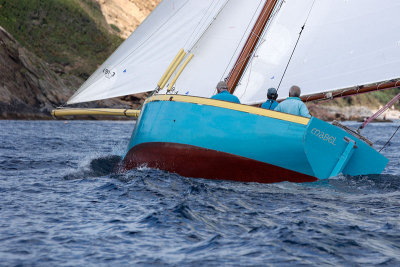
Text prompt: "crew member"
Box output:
[[274, 85, 311, 118], [211, 81, 241, 104], [261, 88, 278, 110]]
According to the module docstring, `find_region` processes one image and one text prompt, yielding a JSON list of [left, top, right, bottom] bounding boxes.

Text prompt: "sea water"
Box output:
[[0, 120, 399, 266]]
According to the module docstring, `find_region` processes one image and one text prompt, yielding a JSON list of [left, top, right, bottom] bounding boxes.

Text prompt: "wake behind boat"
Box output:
[[53, 0, 400, 183]]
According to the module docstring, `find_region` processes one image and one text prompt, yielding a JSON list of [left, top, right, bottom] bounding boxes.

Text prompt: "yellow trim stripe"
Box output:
[[146, 95, 310, 125]]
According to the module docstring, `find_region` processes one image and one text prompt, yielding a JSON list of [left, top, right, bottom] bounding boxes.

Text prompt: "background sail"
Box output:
[[67, 0, 229, 104], [158, 0, 266, 98], [235, 0, 400, 104]]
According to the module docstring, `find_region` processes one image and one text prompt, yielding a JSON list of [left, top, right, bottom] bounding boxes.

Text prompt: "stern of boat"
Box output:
[[303, 117, 389, 179]]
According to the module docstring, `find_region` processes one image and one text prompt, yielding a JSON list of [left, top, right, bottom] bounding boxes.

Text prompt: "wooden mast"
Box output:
[[227, 0, 279, 94]]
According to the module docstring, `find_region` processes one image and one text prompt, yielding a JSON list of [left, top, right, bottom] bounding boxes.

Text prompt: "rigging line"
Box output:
[[276, 0, 317, 92], [227, 0, 278, 85], [183, 0, 221, 50], [380, 124, 400, 152], [223, 0, 283, 83], [221, 0, 265, 82], [237, 47, 257, 99], [186, 0, 230, 53], [234, 0, 284, 98], [227, 0, 284, 97]]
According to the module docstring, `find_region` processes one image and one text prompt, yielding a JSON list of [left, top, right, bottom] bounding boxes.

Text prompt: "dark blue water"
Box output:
[[1, 120, 399, 266]]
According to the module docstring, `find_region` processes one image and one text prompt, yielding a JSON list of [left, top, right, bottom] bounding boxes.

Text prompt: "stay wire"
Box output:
[[276, 0, 316, 92], [235, 0, 284, 99], [222, 0, 266, 80], [379, 124, 400, 152]]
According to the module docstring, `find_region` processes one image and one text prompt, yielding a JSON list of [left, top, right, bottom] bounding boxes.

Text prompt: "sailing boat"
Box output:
[[54, 0, 400, 183]]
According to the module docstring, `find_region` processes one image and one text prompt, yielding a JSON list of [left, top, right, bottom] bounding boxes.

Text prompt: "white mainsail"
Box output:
[[235, 0, 400, 104], [158, 0, 266, 98], [68, 0, 229, 104]]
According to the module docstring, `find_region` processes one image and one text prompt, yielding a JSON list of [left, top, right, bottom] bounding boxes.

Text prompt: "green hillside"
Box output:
[[0, 0, 123, 79]]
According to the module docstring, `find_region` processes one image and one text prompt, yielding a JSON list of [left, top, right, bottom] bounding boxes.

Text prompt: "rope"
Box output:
[[277, 0, 316, 92], [234, 0, 284, 98], [185, 0, 227, 51], [221, 0, 268, 86], [380, 124, 400, 152]]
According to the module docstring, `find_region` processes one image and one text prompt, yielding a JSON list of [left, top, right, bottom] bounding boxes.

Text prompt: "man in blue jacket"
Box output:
[[261, 88, 278, 110], [274, 85, 311, 118], [211, 81, 241, 104]]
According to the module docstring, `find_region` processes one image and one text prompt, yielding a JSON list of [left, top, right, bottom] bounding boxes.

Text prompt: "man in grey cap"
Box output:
[[261, 87, 278, 110], [274, 85, 311, 117], [211, 81, 241, 104]]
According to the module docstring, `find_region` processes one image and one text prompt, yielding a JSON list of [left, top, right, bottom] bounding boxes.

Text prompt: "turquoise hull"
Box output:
[[123, 95, 388, 183]]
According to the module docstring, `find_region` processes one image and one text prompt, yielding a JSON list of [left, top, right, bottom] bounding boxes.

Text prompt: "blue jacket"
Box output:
[[274, 97, 311, 118], [261, 99, 278, 110], [211, 90, 241, 104]]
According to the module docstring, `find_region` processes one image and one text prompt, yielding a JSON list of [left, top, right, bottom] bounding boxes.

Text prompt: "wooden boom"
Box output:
[[300, 79, 400, 102], [51, 108, 140, 118]]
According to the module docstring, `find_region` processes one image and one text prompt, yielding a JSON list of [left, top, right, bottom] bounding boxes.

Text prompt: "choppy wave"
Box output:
[[1, 120, 399, 266]]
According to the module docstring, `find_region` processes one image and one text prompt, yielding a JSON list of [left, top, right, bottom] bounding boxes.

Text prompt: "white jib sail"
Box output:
[[235, 0, 400, 105], [67, 0, 229, 104], [158, 0, 267, 98]]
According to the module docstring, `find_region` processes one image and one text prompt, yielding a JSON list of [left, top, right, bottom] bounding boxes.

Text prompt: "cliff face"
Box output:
[[0, 0, 148, 119], [95, 0, 161, 38], [0, 26, 78, 119], [0, 26, 138, 119]]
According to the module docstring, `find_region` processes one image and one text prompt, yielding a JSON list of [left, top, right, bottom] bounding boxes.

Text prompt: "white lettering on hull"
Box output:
[[311, 128, 337, 146]]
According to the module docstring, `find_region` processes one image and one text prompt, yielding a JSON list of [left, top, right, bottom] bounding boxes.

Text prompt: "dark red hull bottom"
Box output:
[[123, 142, 317, 183]]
